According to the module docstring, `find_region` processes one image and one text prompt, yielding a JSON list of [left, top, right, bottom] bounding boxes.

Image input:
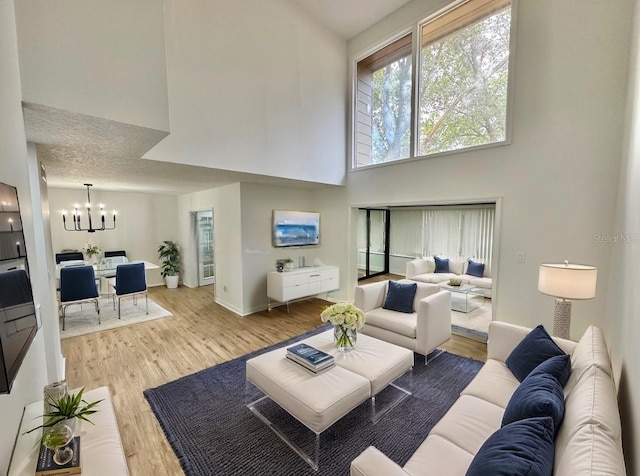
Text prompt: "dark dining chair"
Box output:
[[111, 262, 147, 319], [104, 250, 127, 258], [59, 265, 100, 330], [55, 251, 84, 264]]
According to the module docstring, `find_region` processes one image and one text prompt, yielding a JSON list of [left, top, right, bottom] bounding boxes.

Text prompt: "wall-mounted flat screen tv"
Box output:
[[273, 210, 320, 247], [0, 182, 37, 394]]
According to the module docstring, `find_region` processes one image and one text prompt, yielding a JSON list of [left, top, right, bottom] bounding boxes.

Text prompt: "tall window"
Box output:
[[354, 0, 512, 168], [355, 34, 412, 167]]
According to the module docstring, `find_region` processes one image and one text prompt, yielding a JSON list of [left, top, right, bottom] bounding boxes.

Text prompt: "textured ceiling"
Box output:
[[24, 103, 328, 194], [289, 0, 412, 39]]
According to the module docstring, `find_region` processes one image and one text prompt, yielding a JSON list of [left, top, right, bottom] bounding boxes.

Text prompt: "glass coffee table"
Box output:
[[439, 283, 485, 313]]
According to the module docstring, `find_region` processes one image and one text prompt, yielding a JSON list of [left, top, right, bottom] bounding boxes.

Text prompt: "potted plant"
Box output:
[[158, 240, 181, 289], [83, 243, 102, 264], [25, 387, 103, 438], [282, 258, 294, 272]]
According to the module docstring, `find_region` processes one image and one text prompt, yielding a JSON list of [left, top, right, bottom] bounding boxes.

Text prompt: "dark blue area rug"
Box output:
[[144, 327, 483, 475]]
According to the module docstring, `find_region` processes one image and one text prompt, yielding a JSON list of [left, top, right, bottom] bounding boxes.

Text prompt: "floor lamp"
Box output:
[[538, 261, 597, 339]]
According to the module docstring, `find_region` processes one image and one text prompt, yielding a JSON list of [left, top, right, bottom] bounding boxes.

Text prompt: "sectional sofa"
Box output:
[[351, 321, 626, 475], [405, 257, 492, 298]]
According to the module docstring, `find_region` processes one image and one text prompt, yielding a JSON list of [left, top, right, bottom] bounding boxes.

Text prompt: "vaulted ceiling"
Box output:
[[24, 0, 411, 194]]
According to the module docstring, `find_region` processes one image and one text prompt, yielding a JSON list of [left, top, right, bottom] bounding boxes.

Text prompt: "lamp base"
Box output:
[[552, 299, 572, 339]]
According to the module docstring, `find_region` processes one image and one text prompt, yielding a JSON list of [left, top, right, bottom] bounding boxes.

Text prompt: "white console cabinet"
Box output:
[[267, 265, 339, 311]]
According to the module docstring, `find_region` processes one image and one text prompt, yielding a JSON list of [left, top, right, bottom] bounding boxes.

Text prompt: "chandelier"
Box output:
[[62, 184, 117, 233]]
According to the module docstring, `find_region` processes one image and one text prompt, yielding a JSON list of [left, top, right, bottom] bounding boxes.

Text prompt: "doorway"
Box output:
[[357, 208, 390, 280], [195, 210, 214, 286]]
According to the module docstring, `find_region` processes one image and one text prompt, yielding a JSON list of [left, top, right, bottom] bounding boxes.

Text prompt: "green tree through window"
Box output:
[[354, 0, 512, 168], [372, 56, 412, 163], [419, 9, 511, 155]]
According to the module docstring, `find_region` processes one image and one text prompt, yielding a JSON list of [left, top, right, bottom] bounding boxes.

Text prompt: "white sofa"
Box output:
[[351, 321, 626, 475], [355, 280, 451, 358], [406, 257, 492, 298]]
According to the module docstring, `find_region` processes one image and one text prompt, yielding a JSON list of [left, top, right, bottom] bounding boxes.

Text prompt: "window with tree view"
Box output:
[[354, 0, 512, 168]]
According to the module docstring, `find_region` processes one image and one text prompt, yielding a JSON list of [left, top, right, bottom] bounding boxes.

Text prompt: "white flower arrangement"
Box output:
[[83, 243, 102, 258], [320, 302, 365, 330]]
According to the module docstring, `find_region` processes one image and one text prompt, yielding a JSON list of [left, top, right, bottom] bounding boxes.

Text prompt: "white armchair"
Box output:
[[355, 280, 451, 359]]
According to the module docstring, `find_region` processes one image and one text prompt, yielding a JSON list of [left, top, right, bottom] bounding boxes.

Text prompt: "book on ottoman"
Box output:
[[286, 343, 334, 372], [35, 436, 81, 475]]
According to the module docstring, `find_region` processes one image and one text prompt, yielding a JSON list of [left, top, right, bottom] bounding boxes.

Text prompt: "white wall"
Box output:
[[608, 0, 640, 472], [14, 0, 169, 132], [343, 0, 633, 341], [48, 188, 179, 287], [146, 0, 347, 186], [177, 184, 244, 313], [0, 0, 55, 471], [239, 183, 344, 314], [178, 182, 345, 316]]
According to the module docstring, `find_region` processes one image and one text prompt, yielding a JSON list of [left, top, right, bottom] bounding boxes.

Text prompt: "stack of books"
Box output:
[[286, 343, 335, 374]]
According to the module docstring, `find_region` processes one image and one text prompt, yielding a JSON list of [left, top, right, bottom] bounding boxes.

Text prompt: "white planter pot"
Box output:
[[165, 275, 179, 289]]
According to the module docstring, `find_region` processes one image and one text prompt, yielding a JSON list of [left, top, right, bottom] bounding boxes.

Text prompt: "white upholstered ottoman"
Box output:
[[246, 329, 414, 469]]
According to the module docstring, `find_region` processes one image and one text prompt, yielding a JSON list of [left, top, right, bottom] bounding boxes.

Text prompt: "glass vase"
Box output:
[[334, 325, 357, 352]]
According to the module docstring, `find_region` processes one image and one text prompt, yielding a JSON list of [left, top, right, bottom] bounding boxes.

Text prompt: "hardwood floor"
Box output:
[[61, 284, 486, 475]]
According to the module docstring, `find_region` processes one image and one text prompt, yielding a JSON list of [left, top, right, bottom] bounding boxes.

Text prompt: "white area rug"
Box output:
[[450, 299, 492, 342], [59, 296, 172, 339]]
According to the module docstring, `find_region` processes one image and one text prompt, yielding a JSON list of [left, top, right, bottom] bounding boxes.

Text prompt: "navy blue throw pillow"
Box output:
[[382, 281, 417, 313], [505, 325, 566, 382], [502, 372, 565, 434], [530, 354, 571, 388], [466, 417, 555, 476], [434, 256, 450, 273], [466, 259, 485, 278]]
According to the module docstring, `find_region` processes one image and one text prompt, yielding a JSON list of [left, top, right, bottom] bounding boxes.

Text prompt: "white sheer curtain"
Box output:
[[357, 209, 367, 251], [460, 207, 494, 264], [390, 209, 424, 256], [369, 210, 386, 253], [388, 205, 494, 262], [358, 209, 387, 253], [424, 209, 462, 257]]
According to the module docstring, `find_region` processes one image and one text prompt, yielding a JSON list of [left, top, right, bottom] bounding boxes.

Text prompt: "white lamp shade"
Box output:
[[538, 263, 597, 300]]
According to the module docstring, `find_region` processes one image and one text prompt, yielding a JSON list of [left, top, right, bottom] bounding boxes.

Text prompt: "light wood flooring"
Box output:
[[61, 284, 486, 476]]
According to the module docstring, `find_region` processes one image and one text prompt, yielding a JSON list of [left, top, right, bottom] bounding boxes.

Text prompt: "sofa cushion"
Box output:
[[468, 276, 492, 290], [466, 259, 485, 277], [531, 354, 571, 387], [466, 416, 555, 476], [449, 257, 465, 275], [403, 434, 475, 476], [382, 281, 417, 313], [412, 273, 457, 284], [461, 359, 520, 409], [554, 424, 626, 475], [502, 371, 565, 433], [565, 325, 613, 396], [429, 395, 504, 456], [434, 256, 450, 273], [554, 365, 622, 465], [505, 325, 566, 382], [415, 257, 435, 274], [363, 308, 417, 338], [407, 280, 439, 311]]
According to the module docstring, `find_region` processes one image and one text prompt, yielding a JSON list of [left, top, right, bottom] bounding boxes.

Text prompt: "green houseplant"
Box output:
[[25, 387, 103, 438], [158, 240, 181, 289], [83, 242, 102, 263]]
